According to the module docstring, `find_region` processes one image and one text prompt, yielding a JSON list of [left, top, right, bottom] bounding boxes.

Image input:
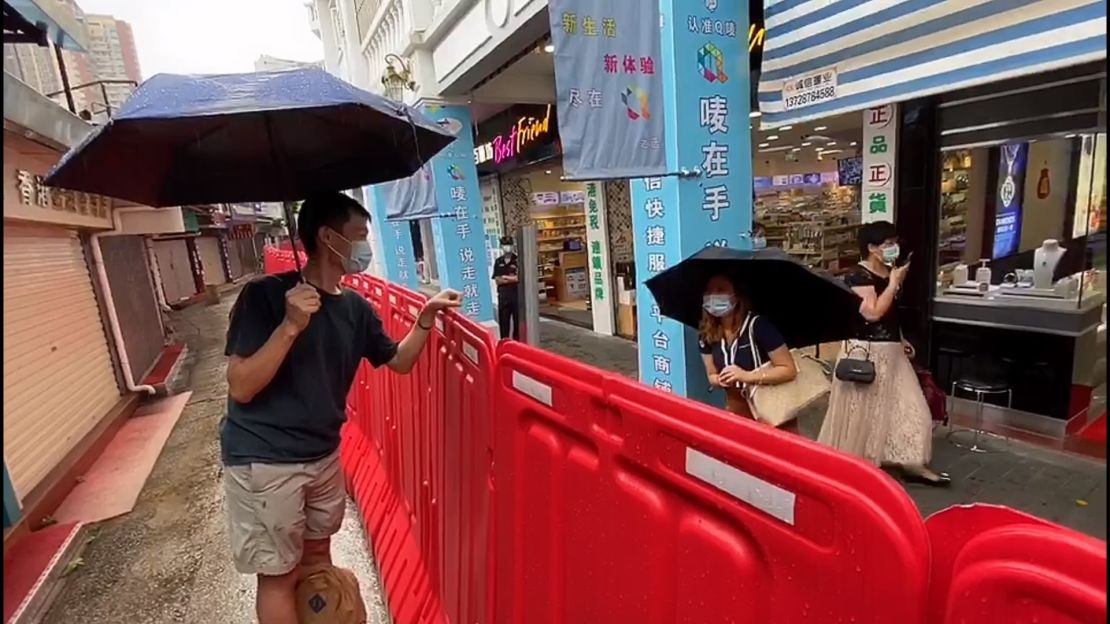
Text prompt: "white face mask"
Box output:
[[501, 245, 514, 255]]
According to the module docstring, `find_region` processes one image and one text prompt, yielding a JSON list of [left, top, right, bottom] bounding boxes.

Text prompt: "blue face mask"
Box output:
[[752, 236, 767, 250], [881, 244, 901, 265], [328, 232, 374, 274], [703, 294, 735, 318]]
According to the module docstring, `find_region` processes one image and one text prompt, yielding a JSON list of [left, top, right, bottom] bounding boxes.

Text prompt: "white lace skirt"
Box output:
[[818, 341, 932, 467]]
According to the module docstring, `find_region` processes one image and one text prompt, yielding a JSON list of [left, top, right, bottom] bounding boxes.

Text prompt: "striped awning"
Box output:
[[757, 0, 1108, 128]]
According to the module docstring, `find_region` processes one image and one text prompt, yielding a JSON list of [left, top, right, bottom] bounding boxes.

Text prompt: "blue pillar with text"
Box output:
[[630, 0, 752, 402], [364, 185, 418, 290], [422, 103, 495, 322]]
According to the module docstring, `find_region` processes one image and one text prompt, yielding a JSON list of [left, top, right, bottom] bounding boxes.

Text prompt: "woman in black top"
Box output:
[[697, 274, 798, 427], [818, 221, 950, 486]]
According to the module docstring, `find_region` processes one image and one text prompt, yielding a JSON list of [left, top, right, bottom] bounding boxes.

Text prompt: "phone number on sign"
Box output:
[[784, 86, 836, 110]]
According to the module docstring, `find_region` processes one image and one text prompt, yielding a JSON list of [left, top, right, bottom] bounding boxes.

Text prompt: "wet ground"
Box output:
[[43, 285, 389, 624], [538, 318, 1108, 539]]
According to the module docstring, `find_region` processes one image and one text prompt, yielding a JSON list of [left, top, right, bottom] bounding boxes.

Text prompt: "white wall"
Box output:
[[1020, 139, 1072, 250]]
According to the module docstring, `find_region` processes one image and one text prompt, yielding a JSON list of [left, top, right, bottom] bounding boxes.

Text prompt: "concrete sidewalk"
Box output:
[[538, 318, 1108, 540], [42, 286, 390, 624]]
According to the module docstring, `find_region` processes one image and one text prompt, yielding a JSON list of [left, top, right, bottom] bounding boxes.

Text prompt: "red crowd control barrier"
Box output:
[[925, 505, 1107, 624], [260, 248, 1107, 624], [493, 340, 931, 623]]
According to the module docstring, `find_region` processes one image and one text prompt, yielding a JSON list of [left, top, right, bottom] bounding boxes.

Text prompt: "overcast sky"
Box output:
[[79, 0, 325, 79]]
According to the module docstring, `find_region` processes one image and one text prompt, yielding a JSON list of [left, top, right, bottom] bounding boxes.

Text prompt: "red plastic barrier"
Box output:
[[925, 505, 1107, 624], [493, 340, 932, 623], [258, 256, 1106, 624]]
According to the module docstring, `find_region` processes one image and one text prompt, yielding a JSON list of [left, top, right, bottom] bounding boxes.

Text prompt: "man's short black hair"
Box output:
[[297, 191, 370, 255], [499, 235, 514, 246], [857, 220, 898, 257]]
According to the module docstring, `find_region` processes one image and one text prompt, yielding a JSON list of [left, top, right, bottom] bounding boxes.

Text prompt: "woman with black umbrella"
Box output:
[[697, 274, 799, 427]]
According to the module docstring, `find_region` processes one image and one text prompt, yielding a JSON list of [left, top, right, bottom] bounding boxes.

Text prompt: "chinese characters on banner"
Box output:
[[861, 103, 898, 223], [584, 182, 615, 334], [548, 0, 668, 179], [425, 104, 494, 322], [629, 0, 751, 401], [363, 185, 419, 289]]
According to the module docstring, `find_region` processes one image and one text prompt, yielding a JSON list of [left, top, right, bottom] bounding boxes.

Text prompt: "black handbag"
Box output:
[[834, 342, 876, 384]]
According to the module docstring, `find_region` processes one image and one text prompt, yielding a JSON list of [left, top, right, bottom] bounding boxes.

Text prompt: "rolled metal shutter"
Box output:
[[2, 224, 121, 501], [100, 236, 164, 382], [197, 236, 226, 285]]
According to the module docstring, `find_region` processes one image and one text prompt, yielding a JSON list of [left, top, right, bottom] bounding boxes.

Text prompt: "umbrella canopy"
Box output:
[[645, 246, 862, 348], [44, 67, 456, 206]]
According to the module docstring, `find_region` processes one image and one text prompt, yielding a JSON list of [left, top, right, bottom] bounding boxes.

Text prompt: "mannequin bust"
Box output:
[[1033, 239, 1066, 290]]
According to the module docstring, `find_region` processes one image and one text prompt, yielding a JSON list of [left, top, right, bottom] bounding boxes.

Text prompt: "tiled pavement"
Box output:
[[538, 318, 1107, 540]]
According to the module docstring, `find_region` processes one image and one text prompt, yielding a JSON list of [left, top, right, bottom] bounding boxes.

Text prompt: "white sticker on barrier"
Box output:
[[389, 294, 397, 304], [463, 342, 479, 364], [512, 371, 553, 407], [685, 447, 796, 526], [408, 305, 420, 317]]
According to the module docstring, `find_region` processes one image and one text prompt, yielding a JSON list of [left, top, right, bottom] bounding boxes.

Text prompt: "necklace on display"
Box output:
[[999, 144, 1020, 208]]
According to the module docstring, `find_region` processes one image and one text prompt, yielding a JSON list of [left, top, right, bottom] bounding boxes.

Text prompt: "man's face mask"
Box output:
[[326, 230, 373, 274]]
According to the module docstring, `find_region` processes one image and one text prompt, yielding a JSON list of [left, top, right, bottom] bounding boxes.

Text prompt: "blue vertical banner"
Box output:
[[629, 0, 752, 401], [422, 103, 495, 322], [548, 0, 668, 179], [364, 185, 418, 290], [992, 142, 1028, 259]]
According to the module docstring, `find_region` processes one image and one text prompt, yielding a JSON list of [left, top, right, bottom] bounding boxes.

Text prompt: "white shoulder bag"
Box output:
[[742, 316, 832, 427]]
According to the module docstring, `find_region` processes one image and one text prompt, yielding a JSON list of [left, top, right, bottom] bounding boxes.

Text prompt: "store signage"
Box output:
[[15, 170, 111, 219], [532, 192, 561, 206], [559, 190, 586, 204], [753, 172, 836, 190], [584, 181, 615, 334], [474, 105, 553, 166], [782, 67, 837, 111], [861, 103, 898, 223]]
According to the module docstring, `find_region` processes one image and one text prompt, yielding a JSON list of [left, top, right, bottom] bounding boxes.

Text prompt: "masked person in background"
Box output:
[[818, 220, 951, 487], [752, 222, 768, 251], [698, 274, 798, 430], [493, 235, 520, 340], [222, 191, 461, 624]]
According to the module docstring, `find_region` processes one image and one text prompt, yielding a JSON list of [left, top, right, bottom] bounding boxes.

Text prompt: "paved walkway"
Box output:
[[43, 286, 389, 624], [538, 318, 1108, 540]]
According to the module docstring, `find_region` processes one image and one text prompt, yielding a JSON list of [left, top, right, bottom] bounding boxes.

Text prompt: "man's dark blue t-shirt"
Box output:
[[221, 271, 398, 466]]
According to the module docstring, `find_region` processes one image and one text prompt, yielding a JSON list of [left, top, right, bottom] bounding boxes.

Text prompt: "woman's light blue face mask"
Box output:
[[703, 294, 735, 318]]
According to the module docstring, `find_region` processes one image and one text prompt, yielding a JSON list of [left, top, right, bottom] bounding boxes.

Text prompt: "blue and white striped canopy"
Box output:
[[757, 0, 1107, 128]]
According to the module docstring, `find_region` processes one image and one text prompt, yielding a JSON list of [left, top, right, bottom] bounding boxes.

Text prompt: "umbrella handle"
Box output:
[[281, 200, 304, 278]]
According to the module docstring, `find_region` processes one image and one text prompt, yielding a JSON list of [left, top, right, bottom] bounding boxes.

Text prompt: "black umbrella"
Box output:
[[645, 246, 862, 348], [45, 68, 456, 271]]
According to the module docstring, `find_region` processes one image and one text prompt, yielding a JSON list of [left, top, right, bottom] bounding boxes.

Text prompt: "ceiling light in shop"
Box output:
[[827, 141, 837, 146], [790, 147, 802, 152], [544, 44, 555, 53], [849, 141, 858, 146], [766, 135, 779, 141], [813, 126, 828, 132], [758, 145, 795, 153], [758, 142, 770, 148], [1065, 133, 1078, 138], [750, 111, 762, 118], [779, 125, 793, 131], [801, 142, 812, 147], [821, 149, 842, 155], [545, 170, 552, 175]]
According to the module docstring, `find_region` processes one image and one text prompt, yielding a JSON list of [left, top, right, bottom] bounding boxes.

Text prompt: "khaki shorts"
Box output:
[[223, 451, 346, 576]]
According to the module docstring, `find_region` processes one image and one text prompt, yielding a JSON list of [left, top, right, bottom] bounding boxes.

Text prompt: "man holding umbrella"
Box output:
[[223, 191, 460, 622]]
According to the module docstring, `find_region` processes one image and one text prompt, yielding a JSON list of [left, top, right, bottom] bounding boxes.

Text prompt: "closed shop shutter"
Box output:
[[100, 236, 164, 382], [196, 236, 226, 286], [153, 239, 198, 303], [3, 223, 120, 500], [227, 238, 244, 279]]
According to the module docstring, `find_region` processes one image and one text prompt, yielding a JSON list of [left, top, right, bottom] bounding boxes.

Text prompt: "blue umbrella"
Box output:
[[44, 67, 456, 207]]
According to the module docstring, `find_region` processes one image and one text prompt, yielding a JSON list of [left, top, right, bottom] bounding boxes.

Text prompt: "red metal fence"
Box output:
[[268, 247, 1107, 624]]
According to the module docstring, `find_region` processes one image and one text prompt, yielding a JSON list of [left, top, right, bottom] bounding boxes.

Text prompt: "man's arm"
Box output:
[[385, 290, 462, 374], [227, 283, 319, 403]]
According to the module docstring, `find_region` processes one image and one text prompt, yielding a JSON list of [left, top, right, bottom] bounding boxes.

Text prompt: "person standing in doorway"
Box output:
[[222, 191, 461, 624], [493, 235, 520, 340]]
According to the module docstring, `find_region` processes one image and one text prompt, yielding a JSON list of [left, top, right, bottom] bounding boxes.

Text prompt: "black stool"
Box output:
[[947, 376, 1012, 453]]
